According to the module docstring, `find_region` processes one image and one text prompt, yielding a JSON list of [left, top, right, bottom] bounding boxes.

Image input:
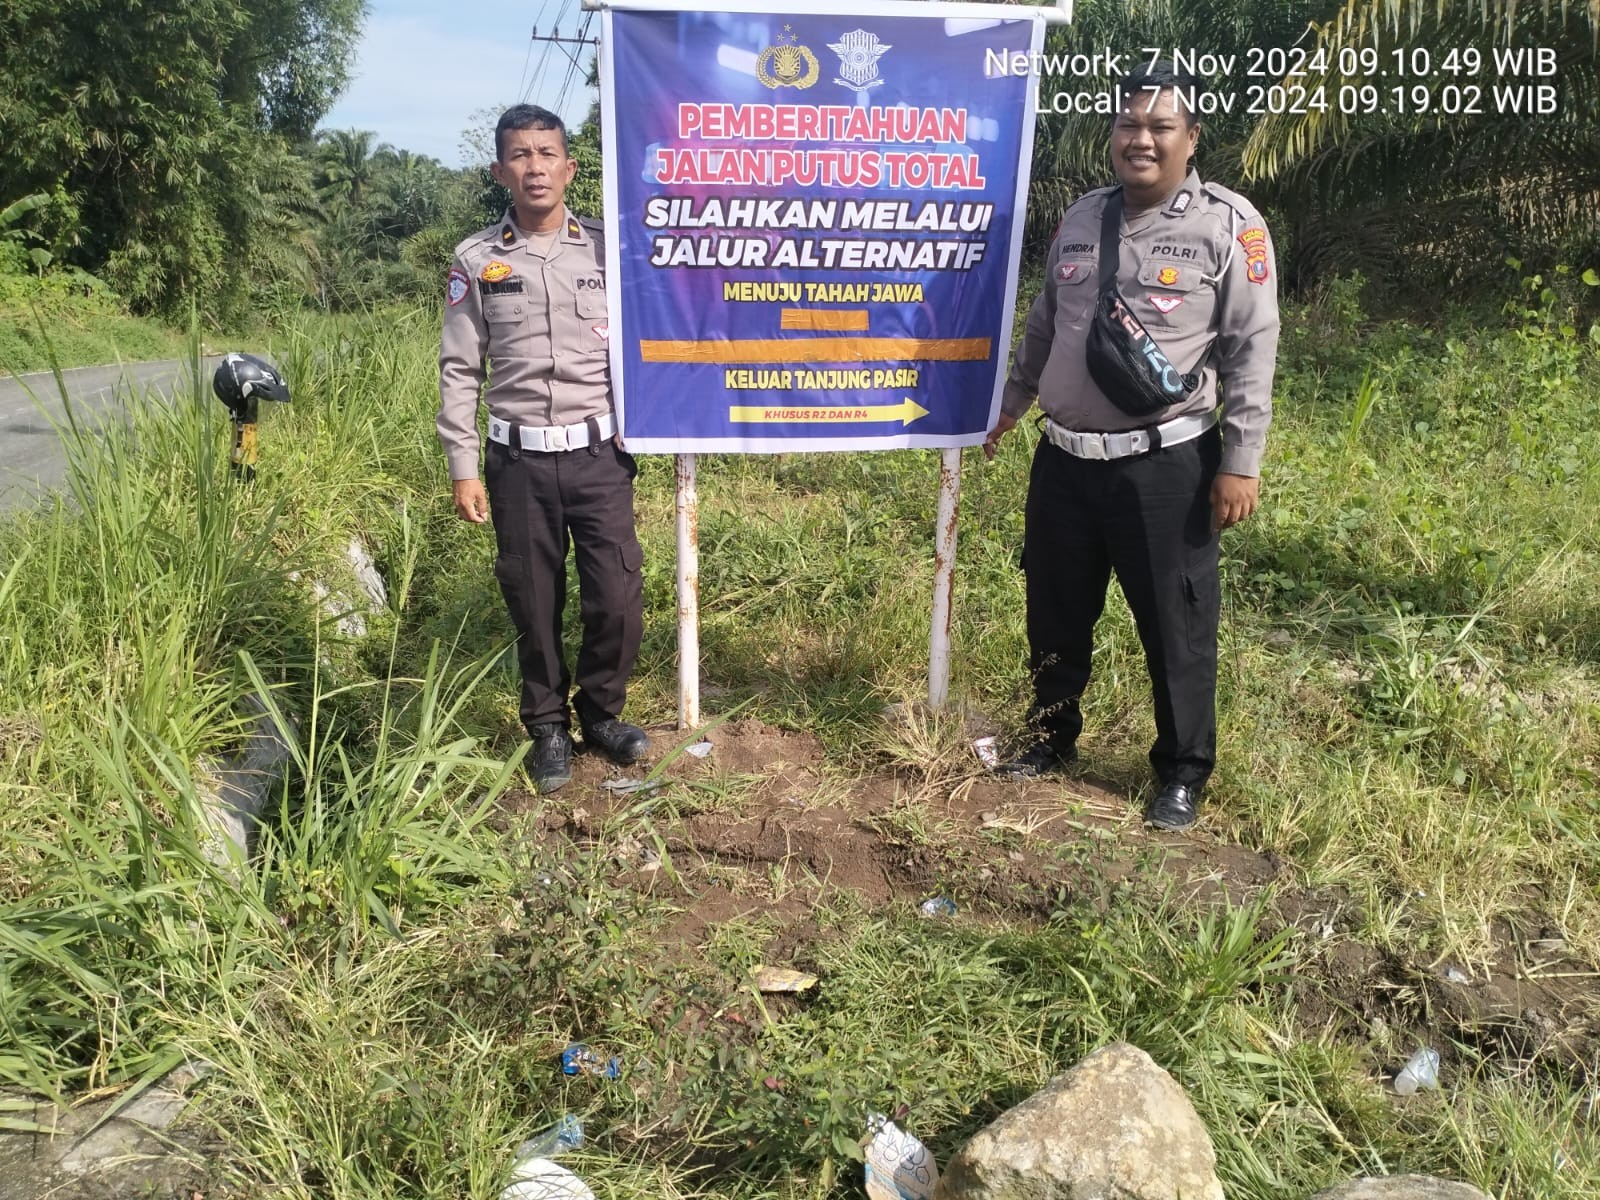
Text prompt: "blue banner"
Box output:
[[600, 2, 1042, 453]]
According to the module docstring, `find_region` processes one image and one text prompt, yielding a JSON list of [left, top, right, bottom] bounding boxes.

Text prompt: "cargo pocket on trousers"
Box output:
[[1182, 572, 1219, 655], [620, 540, 643, 574]]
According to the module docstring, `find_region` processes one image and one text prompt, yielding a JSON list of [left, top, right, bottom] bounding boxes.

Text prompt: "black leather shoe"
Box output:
[[1144, 782, 1202, 831], [582, 718, 650, 765], [528, 723, 574, 793], [995, 739, 1077, 778]]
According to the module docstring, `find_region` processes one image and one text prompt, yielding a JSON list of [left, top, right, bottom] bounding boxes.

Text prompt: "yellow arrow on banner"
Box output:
[[728, 398, 930, 426]]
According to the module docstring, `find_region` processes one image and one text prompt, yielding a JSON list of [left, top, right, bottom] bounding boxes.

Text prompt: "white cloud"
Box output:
[[318, 4, 596, 166]]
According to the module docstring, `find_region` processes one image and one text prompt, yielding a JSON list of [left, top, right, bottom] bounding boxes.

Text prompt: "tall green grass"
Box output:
[[0, 294, 1595, 1197]]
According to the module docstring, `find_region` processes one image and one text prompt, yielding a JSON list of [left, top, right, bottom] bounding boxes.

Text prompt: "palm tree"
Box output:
[[313, 128, 380, 209]]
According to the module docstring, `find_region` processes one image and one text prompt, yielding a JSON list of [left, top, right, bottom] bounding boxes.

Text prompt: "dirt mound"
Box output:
[[497, 717, 1599, 1076]]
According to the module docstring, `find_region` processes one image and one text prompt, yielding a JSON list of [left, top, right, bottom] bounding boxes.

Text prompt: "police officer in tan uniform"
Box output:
[[985, 60, 1279, 831], [439, 104, 648, 793]]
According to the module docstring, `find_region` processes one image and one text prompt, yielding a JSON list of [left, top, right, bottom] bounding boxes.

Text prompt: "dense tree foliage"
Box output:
[[0, 0, 364, 319]]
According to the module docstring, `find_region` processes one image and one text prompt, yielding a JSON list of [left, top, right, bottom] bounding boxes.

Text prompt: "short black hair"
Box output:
[[1115, 58, 1204, 128], [495, 104, 569, 160]]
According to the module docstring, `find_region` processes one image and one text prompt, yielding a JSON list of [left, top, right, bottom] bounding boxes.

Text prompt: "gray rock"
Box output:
[[1310, 1178, 1490, 1200], [939, 1042, 1224, 1200]]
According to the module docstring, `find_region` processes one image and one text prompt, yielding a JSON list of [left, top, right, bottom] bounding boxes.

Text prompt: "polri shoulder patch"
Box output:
[[446, 267, 469, 307], [1237, 227, 1270, 285]]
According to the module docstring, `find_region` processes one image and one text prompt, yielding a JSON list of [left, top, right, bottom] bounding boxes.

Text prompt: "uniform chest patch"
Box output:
[[480, 260, 513, 283], [1149, 295, 1184, 314], [1237, 227, 1270, 285], [1156, 266, 1181, 286], [446, 267, 469, 307], [1056, 262, 1080, 282], [478, 279, 524, 296], [592, 322, 609, 340]]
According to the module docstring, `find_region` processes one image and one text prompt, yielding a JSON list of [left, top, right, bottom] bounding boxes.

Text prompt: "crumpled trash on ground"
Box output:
[[750, 965, 818, 993], [971, 735, 999, 768], [862, 1113, 939, 1200], [500, 1156, 595, 1200], [685, 739, 713, 758], [600, 777, 661, 795], [1392, 1046, 1441, 1095], [560, 1043, 622, 1079], [919, 897, 957, 918]]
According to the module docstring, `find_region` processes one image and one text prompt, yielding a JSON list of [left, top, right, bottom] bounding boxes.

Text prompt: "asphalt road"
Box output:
[[0, 357, 220, 510]]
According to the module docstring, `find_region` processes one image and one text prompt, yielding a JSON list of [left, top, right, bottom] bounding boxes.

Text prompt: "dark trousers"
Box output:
[[484, 439, 644, 734], [1023, 426, 1221, 789]]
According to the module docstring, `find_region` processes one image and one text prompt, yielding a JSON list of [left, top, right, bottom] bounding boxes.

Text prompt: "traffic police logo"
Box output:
[[446, 267, 469, 307], [829, 29, 889, 93], [480, 261, 513, 283], [1237, 227, 1270, 285], [758, 25, 819, 89], [1056, 263, 1078, 282], [1157, 266, 1180, 286], [1149, 295, 1184, 314], [592, 322, 609, 341]]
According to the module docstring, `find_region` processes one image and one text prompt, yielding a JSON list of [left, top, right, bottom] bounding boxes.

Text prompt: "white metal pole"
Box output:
[[928, 446, 962, 712], [675, 453, 700, 729]]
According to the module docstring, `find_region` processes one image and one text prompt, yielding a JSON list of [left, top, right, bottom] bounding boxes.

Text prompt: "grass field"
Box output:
[[1, 274, 1596, 1198]]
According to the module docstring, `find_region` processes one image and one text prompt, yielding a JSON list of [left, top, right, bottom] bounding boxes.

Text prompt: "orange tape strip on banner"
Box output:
[[639, 337, 991, 363], [779, 308, 870, 331]]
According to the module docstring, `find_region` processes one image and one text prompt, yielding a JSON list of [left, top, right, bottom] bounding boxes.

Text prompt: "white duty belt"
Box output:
[[1042, 407, 1219, 461], [487, 413, 615, 453]]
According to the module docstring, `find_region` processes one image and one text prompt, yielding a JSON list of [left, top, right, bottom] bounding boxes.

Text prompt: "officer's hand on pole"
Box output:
[[983, 412, 1018, 461], [453, 478, 490, 524], [1211, 473, 1259, 531]]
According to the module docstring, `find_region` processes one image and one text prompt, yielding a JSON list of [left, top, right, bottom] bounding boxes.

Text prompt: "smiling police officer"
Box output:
[[439, 104, 648, 793], [985, 59, 1279, 831]]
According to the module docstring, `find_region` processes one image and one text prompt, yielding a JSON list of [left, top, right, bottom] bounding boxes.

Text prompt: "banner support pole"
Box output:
[[928, 446, 962, 712], [676, 453, 700, 729]]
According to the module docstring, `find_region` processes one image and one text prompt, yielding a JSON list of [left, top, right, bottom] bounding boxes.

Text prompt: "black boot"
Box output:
[[528, 723, 574, 793], [581, 717, 650, 765]]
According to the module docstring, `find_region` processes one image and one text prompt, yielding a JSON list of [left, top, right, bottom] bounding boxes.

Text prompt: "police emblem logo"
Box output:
[[757, 24, 819, 89], [1056, 262, 1078, 282], [1157, 266, 1180, 286], [446, 267, 470, 307], [828, 29, 890, 93], [1149, 295, 1183, 314], [1237, 227, 1270, 285], [480, 260, 513, 283]]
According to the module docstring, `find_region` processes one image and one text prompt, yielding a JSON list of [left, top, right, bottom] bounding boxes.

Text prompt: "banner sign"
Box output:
[[600, 1, 1043, 452]]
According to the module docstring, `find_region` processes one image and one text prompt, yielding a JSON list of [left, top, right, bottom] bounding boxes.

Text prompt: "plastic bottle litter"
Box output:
[[862, 1113, 939, 1200], [560, 1043, 622, 1079], [501, 1156, 595, 1200], [514, 1115, 585, 1160], [1392, 1047, 1441, 1095], [919, 897, 957, 918]]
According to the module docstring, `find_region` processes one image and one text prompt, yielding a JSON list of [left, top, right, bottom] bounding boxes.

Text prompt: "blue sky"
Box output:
[[319, 0, 598, 166]]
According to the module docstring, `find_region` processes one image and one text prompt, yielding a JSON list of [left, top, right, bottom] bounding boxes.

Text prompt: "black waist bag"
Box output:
[[1083, 189, 1210, 419]]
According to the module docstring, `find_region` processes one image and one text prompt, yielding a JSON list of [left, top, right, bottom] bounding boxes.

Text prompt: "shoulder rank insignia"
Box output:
[[500, 224, 515, 245], [480, 260, 513, 283], [567, 218, 581, 239]]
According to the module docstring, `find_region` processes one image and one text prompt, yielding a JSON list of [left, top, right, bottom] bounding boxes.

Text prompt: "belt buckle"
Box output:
[[1078, 433, 1108, 460], [546, 425, 569, 452]]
